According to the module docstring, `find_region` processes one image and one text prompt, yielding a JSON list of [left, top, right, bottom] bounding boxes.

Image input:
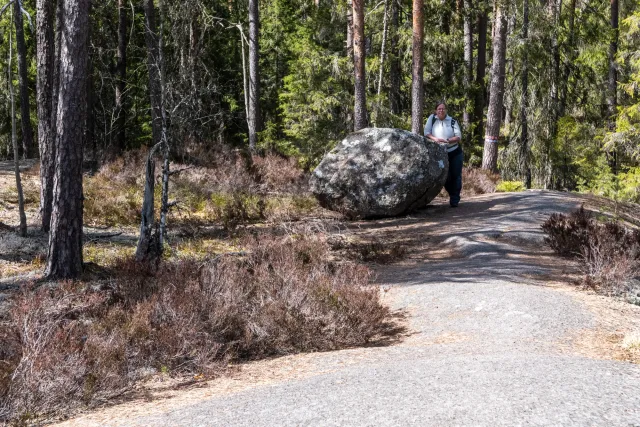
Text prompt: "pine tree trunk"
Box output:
[[411, 0, 424, 134], [545, 0, 561, 187], [115, 0, 127, 152], [481, 0, 508, 172], [389, 0, 401, 115], [473, 1, 487, 147], [248, 0, 261, 148], [45, 0, 90, 280], [519, 0, 531, 188], [353, 0, 368, 130], [463, 0, 473, 139], [143, 0, 163, 147], [36, 0, 56, 232], [14, 0, 35, 160]]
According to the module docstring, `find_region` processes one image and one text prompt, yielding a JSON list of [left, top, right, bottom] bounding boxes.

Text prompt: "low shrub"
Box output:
[[329, 236, 408, 264], [496, 180, 526, 193], [542, 206, 640, 295], [462, 167, 500, 196], [0, 237, 397, 423]]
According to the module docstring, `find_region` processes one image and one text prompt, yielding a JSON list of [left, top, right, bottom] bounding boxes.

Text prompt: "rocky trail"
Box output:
[[49, 190, 640, 426]]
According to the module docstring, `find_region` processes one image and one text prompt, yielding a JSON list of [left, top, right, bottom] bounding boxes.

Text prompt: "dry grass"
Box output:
[[0, 236, 399, 423]]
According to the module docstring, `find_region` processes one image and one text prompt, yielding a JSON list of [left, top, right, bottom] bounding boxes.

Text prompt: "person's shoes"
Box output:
[[450, 202, 459, 207]]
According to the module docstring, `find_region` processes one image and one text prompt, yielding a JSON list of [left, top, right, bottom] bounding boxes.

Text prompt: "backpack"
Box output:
[[430, 114, 458, 133]]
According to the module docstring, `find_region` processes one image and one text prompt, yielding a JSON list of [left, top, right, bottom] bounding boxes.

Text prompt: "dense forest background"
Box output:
[[0, 0, 639, 196]]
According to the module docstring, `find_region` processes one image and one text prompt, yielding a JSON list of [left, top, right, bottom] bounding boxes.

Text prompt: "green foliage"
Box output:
[[495, 180, 526, 193]]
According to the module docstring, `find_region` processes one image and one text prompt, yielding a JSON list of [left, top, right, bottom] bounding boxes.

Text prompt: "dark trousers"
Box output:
[[445, 147, 463, 206]]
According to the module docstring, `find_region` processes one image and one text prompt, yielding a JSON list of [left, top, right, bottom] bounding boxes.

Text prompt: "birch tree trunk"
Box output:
[[411, 0, 424, 135], [248, 0, 261, 149], [353, 0, 368, 130], [45, 0, 90, 280], [481, 0, 509, 172], [36, 0, 56, 232], [14, 0, 35, 160]]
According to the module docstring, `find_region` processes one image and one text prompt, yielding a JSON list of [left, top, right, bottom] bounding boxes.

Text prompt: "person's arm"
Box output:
[[446, 119, 462, 144]]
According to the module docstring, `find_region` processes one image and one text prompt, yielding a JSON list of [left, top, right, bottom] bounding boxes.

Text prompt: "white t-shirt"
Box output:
[[424, 114, 462, 152]]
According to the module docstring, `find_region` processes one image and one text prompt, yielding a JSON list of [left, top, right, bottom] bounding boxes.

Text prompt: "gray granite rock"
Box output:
[[310, 128, 448, 218]]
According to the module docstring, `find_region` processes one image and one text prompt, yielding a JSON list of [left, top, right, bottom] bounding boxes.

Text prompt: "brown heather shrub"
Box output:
[[0, 237, 397, 423], [462, 167, 500, 196], [542, 206, 640, 296]]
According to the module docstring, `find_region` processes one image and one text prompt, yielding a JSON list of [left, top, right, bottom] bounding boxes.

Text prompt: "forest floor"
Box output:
[[1, 161, 640, 425]]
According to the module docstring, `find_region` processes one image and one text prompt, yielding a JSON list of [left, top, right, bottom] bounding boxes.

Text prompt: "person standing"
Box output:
[[424, 102, 463, 207]]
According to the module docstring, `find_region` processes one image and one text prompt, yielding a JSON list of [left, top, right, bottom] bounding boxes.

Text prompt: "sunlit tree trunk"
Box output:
[[482, 0, 509, 172], [353, 0, 367, 130], [463, 0, 473, 140], [411, 0, 424, 134], [45, 0, 90, 280]]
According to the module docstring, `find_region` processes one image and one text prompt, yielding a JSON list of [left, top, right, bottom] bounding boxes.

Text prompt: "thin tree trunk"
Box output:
[[481, 0, 508, 172], [607, 0, 619, 173], [353, 0, 367, 130], [248, 0, 261, 148], [9, 13, 27, 237], [143, 0, 163, 147], [114, 0, 127, 152], [559, 0, 576, 118], [473, 1, 487, 147], [157, 0, 170, 250], [45, 0, 90, 280], [347, 0, 354, 59], [519, 0, 531, 188], [374, 0, 390, 126], [14, 0, 35, 159], [389, 0, 401, 115], [411, 0, 424, 134], [503, 12, 516, 134], [545, 0, 561, 187], [607, 0, 618, 122], [36, 0, 55, 232], [463, 0, 473, 140], [135, 143, 160, 261]]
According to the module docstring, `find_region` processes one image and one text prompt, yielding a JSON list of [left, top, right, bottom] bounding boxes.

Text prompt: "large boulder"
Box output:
[[310, 127, 448, 218]]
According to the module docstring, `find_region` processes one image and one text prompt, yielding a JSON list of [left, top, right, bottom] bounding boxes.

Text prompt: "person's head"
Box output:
[[435, 102, 447, 120]]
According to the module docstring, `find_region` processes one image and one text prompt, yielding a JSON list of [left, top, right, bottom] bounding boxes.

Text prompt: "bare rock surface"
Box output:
[[56, 191, 640, 427], [310, 128, 448, 218]]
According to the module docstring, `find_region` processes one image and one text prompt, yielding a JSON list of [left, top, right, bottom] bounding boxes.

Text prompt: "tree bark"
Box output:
[[519, 0, 531, 188], [36, 0, 56, 232], [114, 0, 127, 153], [411, 0, 424, 134], [347, 0, 354, 59], [353, 0, 367, 130], [9, 12, 27, 237], [45, 0, 90, 280], [473, 1, 488, 147], [559, 0, 576, 118], [481, 0, 508, 172], [607, 0, 618, 121], [374, 0, 390, 126], [389, 0, 401, 115], [248, 0, 261, 149], [143, 0, 163, 147], [463, 0, 473, 140], [14, 0, 35, 160]]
